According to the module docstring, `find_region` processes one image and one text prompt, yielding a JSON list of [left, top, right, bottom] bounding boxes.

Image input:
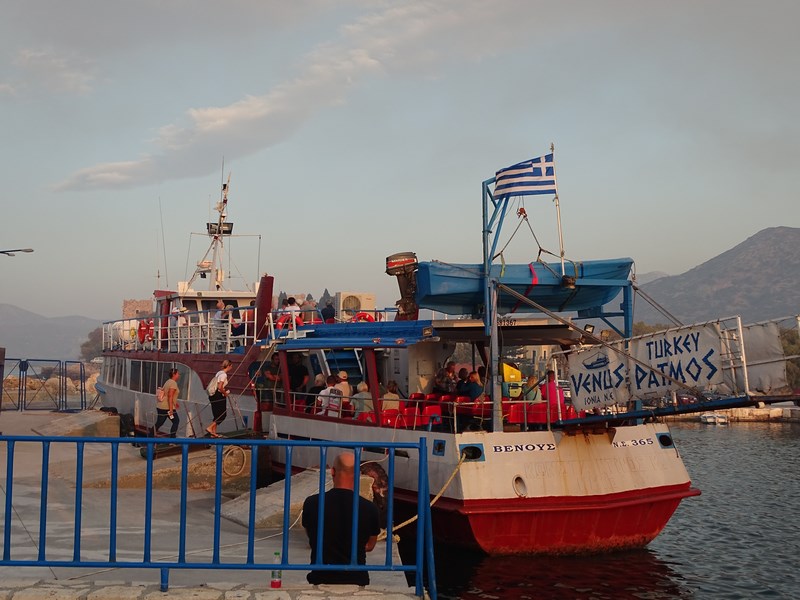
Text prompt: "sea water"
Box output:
[[430, 422, 800, 599]]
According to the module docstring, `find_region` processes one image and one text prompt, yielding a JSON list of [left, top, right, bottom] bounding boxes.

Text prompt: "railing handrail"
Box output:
[[0, 434, 436, 598]]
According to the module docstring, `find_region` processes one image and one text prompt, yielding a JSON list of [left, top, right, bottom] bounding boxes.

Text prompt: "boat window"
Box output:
[[142, 361, 156, 395], [130, 360, 142, 392], [157, 363, 173, 390], [176, 363, 190, 398], [120, 359, 128, 388], [107, 358, 116, 386]]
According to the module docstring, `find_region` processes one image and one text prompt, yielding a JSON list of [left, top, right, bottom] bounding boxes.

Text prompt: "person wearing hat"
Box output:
[[334, 370, 352, 400]]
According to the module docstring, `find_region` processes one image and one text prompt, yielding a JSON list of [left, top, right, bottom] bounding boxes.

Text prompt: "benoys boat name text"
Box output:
[[492, 443, 556, 453]]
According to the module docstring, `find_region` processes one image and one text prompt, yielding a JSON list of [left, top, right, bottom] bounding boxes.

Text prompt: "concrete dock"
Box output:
[[0, 411, 425, 599]]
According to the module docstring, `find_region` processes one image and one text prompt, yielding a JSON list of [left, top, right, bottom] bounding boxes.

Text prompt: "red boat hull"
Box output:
[[394, 483, 700, 555]]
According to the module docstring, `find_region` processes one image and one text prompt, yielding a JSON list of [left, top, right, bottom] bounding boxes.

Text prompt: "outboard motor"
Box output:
[[385, 252, 419, 321]]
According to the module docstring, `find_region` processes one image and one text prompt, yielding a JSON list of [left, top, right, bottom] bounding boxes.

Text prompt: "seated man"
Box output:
[[302, 452, 380, 586]]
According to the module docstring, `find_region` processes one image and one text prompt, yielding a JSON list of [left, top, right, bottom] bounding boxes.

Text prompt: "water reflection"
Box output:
[[433, 547, 692, 599]]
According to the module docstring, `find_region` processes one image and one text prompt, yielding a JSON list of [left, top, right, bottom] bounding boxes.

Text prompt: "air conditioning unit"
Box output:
[[335, 292, 376, 321]]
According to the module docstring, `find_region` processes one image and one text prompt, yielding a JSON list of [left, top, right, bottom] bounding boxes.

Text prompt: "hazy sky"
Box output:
[[2, 0, 798, 319]]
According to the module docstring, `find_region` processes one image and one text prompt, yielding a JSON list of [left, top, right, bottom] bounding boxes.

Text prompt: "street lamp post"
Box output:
[[0, 248, 34, 257], [1, 247, 34, 429]]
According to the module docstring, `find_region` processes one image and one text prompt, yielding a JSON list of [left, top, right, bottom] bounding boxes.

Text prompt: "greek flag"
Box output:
[[494, 153, 557, 199]]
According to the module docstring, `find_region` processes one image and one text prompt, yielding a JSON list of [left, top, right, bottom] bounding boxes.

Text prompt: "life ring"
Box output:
[[137, 319, 154, 343], [354, 312, 375, 322], [275, 314, 304, 329]]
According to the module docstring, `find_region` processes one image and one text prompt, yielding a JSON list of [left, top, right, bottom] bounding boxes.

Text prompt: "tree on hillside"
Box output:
[[80, 327, 103, 361], [781, 328, 800, 390]]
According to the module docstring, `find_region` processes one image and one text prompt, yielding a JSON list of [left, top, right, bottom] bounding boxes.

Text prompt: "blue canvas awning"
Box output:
[[273, 320, 438, 350]]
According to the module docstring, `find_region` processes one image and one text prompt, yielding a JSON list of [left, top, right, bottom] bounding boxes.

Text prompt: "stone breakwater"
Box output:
[[665, 405, 800, 423]]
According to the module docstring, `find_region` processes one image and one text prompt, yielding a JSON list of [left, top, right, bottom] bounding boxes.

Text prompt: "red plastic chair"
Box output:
[[380, 409, 406, 428], [422, 405, 442, 430], [356, 411, 376, 424], [407, 392, 425, 412], [508, 403, 528, 424], [423, 393, 440, 408], [438, 394, 456, 415], [403, 407, 430, 428]]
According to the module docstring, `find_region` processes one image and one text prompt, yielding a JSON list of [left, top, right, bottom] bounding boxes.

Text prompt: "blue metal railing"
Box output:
[[0, 435, 436, 598]]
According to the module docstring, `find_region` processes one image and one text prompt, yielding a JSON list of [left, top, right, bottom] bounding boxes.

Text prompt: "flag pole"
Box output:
[[551, 143, 566, 275]]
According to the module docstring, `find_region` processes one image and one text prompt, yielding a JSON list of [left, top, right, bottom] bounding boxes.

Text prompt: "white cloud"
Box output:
[[0, 82, 19, 96], [14, 48, 96, 94]]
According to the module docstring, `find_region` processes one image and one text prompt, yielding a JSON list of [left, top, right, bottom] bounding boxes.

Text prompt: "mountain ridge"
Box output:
[[635, 226, 800, 324]]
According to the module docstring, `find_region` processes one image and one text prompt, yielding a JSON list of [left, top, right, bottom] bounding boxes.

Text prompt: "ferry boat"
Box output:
[[98, 157, 798, 555]]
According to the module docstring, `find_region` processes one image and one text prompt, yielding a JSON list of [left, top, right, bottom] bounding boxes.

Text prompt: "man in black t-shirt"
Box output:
[[302, 452, 380, 585], [320, 302, 336, 322]]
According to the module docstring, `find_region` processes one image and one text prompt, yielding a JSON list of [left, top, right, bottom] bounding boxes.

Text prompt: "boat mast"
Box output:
[[482, 177, 505, 432], [185, 171, 233, 291], [550, 143, 566, 275], [209, 173, 230, 291]]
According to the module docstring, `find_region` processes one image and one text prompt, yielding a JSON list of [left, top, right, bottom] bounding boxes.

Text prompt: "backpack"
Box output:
[[156, 387, 165, 402], [206, 375, 218, 396]]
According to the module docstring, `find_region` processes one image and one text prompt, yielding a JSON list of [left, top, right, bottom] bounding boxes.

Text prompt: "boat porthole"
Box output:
[[513, 476, 528, 498], [658, 434, 674, 448], [460, 445, 483, 461]]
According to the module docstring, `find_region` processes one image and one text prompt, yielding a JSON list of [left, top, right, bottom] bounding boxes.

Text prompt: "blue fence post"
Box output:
[[3, 440, 15, 560], [73, 441, 84, 561], [414, 438, 426, 597], [160, 567, 169, 592], [109, 442, 119, 562], [38, 441, 50, 560], [421, 438, 437, 600], [212, 443, 223, 564]]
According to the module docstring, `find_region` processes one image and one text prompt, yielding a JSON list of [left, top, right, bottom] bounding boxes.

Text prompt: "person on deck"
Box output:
[[541, 370, 563, 403], [302, 452, 380, 586], [241, 300, 256, 337], [335, 371, 352, 399], [286, 297, 301, 317], [321, 301, 336, 323], [289, 353, 310, 410], [455, 368, 470, 395], [523, 374, 543, 403], [309, 373, 326, 396], [464, 371, 485, 400], [351, 382, 374, 418], [380, 380, 401, 411], [264, 353, 283, 405], [316, 375, 344, 417]]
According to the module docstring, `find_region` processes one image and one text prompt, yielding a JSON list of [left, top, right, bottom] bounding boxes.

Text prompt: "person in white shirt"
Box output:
[[316, 375, 344, 417], [206, 359, 232, 437]]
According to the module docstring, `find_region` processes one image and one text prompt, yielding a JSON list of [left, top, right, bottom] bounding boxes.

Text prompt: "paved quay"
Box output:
[[0, 578, 419, 599], [0, 411, 426, 599]]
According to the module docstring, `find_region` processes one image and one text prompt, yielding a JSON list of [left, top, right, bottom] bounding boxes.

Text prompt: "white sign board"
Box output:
[[568, 323, 726, 410], [629, 324, 724, 396], [568, 344, 630, 412]]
